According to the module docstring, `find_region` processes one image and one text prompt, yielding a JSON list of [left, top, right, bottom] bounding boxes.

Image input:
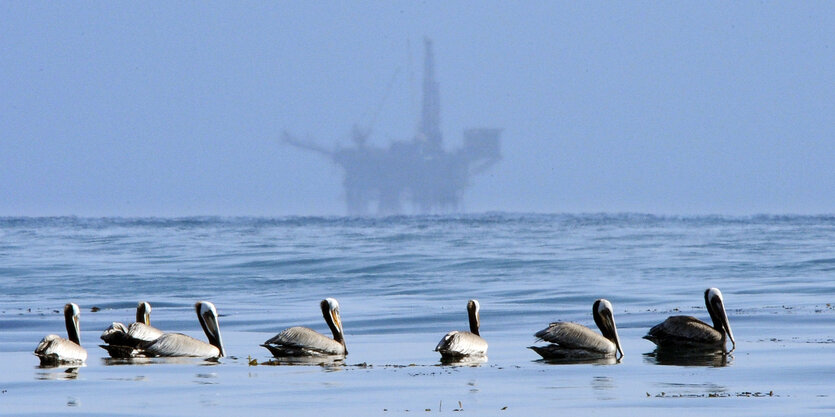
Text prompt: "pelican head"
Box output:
[[467, 299, 481, 336], [320, 298, 346, 349], [137, 301, 151, 325], [195, 301, 225, 357], [64, 303, 82, 345], [592, 299, 623, 358], [704, 288, 735, 351]]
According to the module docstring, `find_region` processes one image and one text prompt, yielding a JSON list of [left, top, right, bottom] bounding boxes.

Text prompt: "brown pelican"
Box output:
[[644, 287, 736, 351], [435, 299, 488, 360], [138, 301, 225, 358], [34, 303, 88, 365], [100, 301, 165, 358], [530, 299, 624, 360], [261, 298, 346, 357]]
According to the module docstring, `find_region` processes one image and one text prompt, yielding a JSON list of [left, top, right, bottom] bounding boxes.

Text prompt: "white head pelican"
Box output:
[[34, 303, 88, 366], [138, 301, 224, 358], [261, 298, 346, 357], [644, 288, 735, 352], [435, 299, 488, 360], [100, 301, 165, 358], [530, 299, 623, 360]]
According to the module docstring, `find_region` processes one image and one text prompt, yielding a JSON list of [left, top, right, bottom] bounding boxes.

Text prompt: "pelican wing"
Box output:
[[262, 326, 345, 356], [100, 322, 165, 358], [140, 333, 220, 358], [100, 322, 130, 345], [435, 331, 487, 357], [534, 322, 614, 354], [645, 315, 723, 346], [35, 334, 87, 365], [127, 322, 164, 342]]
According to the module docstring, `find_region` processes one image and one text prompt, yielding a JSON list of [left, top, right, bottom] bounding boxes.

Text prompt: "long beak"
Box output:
[[331, 310, 343, 337], [593, 300, 623, 359], [609, 315, 624, 358], [720, 307, 735, 352], [210, 313, 225, 357], [707, 289, 735, 353], [614, 336, 624, 358], [202, 310, 225, 357], [330, 308, 346, 353], [72, 314, 81, 345]]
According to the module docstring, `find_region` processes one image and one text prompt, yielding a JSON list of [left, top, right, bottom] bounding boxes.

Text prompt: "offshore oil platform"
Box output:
[[283, 39, 501, 216]]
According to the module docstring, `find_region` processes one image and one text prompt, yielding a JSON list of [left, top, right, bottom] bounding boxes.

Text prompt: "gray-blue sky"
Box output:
[[2, 2, 833, 216]]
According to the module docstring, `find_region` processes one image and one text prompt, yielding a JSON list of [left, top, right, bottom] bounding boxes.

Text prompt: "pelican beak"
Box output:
[[65, 303, 82, 345], [594, 300, 623, 359], [706, 288, 735, 353], [614, 336, 624, 358], [197, 302, 225, 357], [204, 312, 225, 357], [137, 302, 152, 325], [713, 293, 735, 353], [331, 309, 343, 334], [73, 313, 81, 343], [723, 313, 735, 353], [608, 313, 624, 358]]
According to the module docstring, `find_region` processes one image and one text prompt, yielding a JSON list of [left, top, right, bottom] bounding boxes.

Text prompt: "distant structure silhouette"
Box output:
[[283, 39, 501, 216]]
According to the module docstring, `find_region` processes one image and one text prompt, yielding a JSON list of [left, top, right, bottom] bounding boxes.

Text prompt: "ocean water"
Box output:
[[0, 214, 833, 416]]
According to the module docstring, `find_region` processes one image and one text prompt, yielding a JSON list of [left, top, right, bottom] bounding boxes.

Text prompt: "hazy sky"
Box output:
[[2, 2, 833, 216]]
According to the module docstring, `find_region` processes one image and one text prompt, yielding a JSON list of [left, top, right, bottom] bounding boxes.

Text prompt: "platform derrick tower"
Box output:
[[282, 39, 501, 216]]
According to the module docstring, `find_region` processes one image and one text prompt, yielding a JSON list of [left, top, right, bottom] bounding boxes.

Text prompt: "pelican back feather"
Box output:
[[644, 315, 724, 347], [127, 322, 165, 343], [262, 326, 346, 356], [141, 333, 221, 358], [35, 334, 87, 365], [100, 322, 130, 345], [435, 331, 488, 358], [534, 322, 616, 354]]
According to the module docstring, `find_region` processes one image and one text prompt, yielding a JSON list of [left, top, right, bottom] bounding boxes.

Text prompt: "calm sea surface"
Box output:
[[1, 214, 834, 416]]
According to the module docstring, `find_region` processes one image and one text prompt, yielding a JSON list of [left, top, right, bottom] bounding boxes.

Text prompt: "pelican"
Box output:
[[262, 298, 346, 357], [138, 301, 224, 358], [644, 288, 736, 351], [100, 301, 165, 357], [34, 303, 88, 365], [530, 299, 624, 360], [435, 299, 487, 359]]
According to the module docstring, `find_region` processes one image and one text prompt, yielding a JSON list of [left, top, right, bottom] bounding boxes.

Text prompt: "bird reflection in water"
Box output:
[[102, 356, 221, 366], [591, 376, 616, 401], [439, 355, 487, 367], [535, 356, 619, 366], [194, 372, 218, 385], [261, 355, 346, 369], [35, 367, 80, 380], [644, 347, 731, 367]]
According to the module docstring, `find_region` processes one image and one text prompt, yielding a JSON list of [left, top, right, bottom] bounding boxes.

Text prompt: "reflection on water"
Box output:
[[5, 216, 835, 414], [260, 355, 346, 368], [439, 356, 487, 366], [35, 367, 80, 380], [103, 357, 153, 366], [195, 372, 218, 385], [651, 382, 729, 398], [534, 357, 619, 366], [644, 347, 731, 367], [467, 379, 479, 394], [591, 376, 616, 401], [102, 357, 221, 366]]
